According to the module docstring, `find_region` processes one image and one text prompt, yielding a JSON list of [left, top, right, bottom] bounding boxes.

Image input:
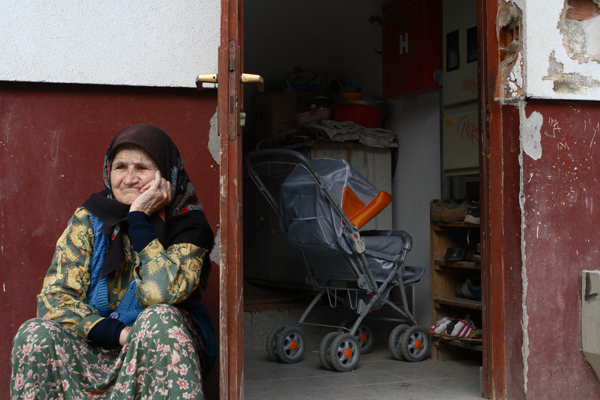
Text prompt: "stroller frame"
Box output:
[[245, 149, 428, 371]]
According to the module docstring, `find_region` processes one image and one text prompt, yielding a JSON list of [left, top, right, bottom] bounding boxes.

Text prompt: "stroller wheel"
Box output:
[[329, 333, 361, 372], [276, 327, 306, 364], [319, 332, 340, 370], [266, 326, 285, 361], [339, 320, 375, 355], [389, 324, 410, 360], [400, 326, 430, 362]]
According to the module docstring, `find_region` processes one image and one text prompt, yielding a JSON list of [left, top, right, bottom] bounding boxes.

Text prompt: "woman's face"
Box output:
[[110, 145, 160, 205]]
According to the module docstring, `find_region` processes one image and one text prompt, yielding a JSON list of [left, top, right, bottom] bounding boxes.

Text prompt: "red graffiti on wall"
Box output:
[[463, 76, 477, 94], [457, 116, 479, 145]]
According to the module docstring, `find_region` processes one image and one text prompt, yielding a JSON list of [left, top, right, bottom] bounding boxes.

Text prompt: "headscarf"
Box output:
[[83, 124, 214, 280]]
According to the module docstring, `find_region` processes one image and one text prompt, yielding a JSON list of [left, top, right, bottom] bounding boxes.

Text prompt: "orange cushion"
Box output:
[[342, 186, 392, 228]]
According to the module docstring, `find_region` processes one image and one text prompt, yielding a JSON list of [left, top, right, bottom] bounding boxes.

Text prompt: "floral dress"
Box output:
[[11, 208, 210, 400]]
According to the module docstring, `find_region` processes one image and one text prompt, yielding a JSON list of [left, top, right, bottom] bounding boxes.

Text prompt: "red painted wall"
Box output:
[[521, 100, 600, 398], [500, 103, 526, 400], [0, 82, 220, 398]]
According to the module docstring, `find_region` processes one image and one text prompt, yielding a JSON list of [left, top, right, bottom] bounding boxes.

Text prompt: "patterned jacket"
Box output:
[[37, 207, 208, 339]]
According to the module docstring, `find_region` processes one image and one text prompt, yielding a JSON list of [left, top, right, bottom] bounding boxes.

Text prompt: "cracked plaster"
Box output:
[[519, 0, 600, 99]]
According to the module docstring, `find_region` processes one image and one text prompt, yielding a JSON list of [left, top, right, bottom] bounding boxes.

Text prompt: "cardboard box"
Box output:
[[252, 91, 322, 142]]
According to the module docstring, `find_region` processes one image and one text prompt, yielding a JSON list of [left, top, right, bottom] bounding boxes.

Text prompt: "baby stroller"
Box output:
[[244, 149, 428, 371]]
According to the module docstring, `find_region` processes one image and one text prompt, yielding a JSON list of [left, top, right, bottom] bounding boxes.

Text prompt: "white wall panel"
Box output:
[[0, 0, 219, 87]]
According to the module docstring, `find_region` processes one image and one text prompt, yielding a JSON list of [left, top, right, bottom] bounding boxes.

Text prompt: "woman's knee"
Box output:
[[13, 318, 62, 346], [134, 304, 187, 332]]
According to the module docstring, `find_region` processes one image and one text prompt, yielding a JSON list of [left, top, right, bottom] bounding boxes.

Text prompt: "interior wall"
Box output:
[[389, 91, 442, 327]]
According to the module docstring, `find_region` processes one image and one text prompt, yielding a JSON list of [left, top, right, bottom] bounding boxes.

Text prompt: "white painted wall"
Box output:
[[390, 91, 442, 327], [512, 0, 600, 100], [0, 0, 220, 88]]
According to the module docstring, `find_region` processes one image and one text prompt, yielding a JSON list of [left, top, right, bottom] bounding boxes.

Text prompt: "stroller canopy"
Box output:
[[280, 158, 392, 255]]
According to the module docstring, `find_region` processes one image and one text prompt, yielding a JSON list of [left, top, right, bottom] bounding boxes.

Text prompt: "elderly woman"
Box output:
[[10, 124, 216, 399]]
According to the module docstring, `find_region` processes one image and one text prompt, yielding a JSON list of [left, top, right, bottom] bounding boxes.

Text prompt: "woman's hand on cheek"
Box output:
[[130, 171, 173, 216]]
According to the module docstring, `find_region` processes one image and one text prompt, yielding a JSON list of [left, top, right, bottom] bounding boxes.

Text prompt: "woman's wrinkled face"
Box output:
[[110, 145, 160, 205]]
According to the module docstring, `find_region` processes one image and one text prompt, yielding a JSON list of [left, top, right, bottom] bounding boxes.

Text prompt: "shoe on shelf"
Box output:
[[441, 202, 468, 223], [442, 318, 476, 340], [464, 199, 480, 224], [429, 317, 454, 337], [466, 249, 481, 263], [444, 247, 465, 262], [455, 276, 482, 300], [430, 200, 451, 222]]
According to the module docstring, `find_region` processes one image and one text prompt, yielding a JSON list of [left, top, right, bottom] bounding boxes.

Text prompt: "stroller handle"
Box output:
[[244, 149, 355, 229], [245, 149, 317, 218], [245, 149, 317, 174]]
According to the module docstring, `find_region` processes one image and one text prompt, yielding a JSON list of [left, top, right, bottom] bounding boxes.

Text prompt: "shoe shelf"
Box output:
[[430, 199, 482, 361], [433, 222, 480, 230], [431, 337, 483, 353], [433, 297, 481, 310], [434, 260, 481, 270]]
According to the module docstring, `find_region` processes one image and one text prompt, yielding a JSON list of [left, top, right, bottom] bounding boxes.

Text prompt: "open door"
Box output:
[[204, 0, 251, 398], [217, 0, 244, 398]]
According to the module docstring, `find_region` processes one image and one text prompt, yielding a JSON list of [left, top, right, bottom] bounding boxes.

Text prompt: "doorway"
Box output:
[[240, 0, 486, 397]]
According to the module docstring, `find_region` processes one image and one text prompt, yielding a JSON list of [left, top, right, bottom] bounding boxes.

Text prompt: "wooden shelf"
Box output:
[[430, 199, 483, 362], [432, 222, 480, 231], [433, 297, 482, 310], [434, 260, 481, 270], [431, 336, 483, 352]]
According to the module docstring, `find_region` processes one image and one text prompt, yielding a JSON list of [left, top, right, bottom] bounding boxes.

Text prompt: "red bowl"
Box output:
[[330, 103, 388, 128]]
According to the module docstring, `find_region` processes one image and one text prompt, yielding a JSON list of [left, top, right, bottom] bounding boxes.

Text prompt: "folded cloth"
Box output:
[[312, 120, 397, 148]]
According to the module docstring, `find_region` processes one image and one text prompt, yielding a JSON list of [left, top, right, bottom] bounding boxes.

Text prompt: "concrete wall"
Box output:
[[389, 91, 442, 327], [0, 0, 220, 88]]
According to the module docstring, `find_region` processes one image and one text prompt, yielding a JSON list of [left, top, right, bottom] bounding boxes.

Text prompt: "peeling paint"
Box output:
[[518, 104, 530, 392], [544, 51, 600, 93], [211, 227, 221, 266], [560, 0, 600, 63], [208, 107, 220, 165], [508, 51, 524, 97], [496, 1, 524, 99], [520, 103, 543, 160]]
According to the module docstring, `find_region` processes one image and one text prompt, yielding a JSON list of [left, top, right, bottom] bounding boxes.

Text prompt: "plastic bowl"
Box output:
[[296, 105, 331, 126], [330, 103, 388, 128]]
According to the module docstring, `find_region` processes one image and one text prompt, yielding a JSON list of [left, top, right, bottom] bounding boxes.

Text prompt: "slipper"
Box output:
[[429, 317, 453, 337]]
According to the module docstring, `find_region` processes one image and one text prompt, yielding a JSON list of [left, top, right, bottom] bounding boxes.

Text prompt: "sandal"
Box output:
[[429, 317, 453, 337]]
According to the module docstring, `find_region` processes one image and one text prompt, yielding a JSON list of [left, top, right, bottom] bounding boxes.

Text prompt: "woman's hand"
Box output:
[[119, 326, 131, 346], [129, 171, 172, 216]]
